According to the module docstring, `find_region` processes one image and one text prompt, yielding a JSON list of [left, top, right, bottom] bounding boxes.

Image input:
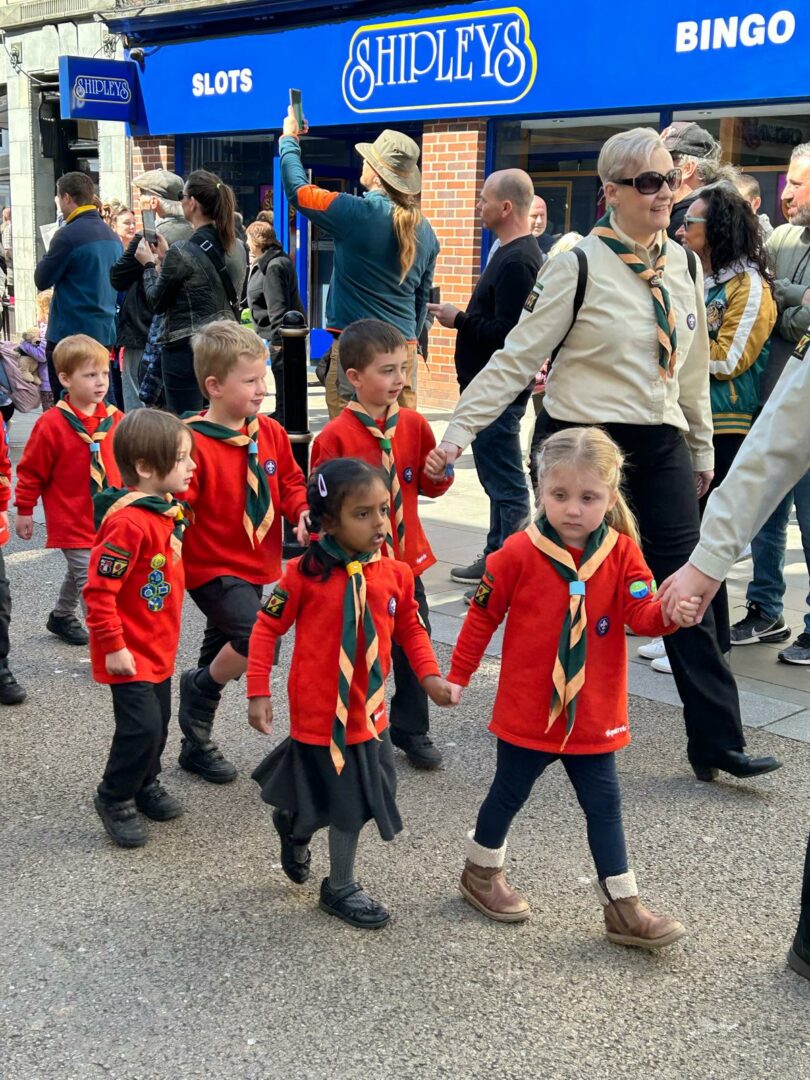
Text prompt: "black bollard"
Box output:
[[279, 311, 312, 558]]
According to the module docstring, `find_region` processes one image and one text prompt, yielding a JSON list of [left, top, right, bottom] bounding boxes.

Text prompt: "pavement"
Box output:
[[1, 388, 808, 1079]]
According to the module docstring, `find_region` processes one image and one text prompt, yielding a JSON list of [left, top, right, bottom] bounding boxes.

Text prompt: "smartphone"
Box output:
[[141, 209, 157, 245], [289, 88, 304, 130], [429, 286, 441, 305]]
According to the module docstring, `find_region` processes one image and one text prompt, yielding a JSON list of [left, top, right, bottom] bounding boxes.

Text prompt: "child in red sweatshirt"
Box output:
[[178, 321, 309, 784], [0, 417, 24, 704], [447, 427, 701, 949], [311, 319, 452, 770], [87, 410, 196, 849], [15, 334, 123, 647], [248, 458, 452, 928]]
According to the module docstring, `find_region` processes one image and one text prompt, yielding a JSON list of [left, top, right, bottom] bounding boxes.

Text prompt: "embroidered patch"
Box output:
[[596, 616, 610, 636], [403, 467, 414, 483], [686, 312, 697, 330], [97, 553, 129, 579], [263, 585, 288, 619], [793, 334, 810, 361], [150, 553, 167, 570], [629, 580, 650, 600], [140, 568, 171, 612], [523, 285, 542, 313], [706, 299, 726, 335], [388, 596, 397, 616], [264, 458, 277, 476], [649, 579, 658, 595], [103, 541, 131, 558], [473, 579, 493, 609]]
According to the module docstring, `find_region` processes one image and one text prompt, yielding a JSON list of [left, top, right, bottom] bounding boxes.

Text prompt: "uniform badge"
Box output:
[[649, 579, 658, 595], [523, 284, 542, 313], [473, 578, 493, 609], [596, 616, 610, 636], [140, 565, 171, 612], [794, 334, 810, 361], [263, 585, 288, 618], [403, 467, 414, 483], [629, 580, 649, 600], [97, 553, 129, 579], [686, 313, 697, 330], [264, 459, 277, 476], [151, 553, 166, 570], [388, 596, 397, 616]]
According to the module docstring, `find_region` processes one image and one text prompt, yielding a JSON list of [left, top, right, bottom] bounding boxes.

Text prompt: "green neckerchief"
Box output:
[[345, 398, 405, 557], [93, 487, 190, 562]]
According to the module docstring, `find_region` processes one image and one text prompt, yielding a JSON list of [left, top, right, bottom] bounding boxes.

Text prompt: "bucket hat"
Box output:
[[355, 130, 421, 196]]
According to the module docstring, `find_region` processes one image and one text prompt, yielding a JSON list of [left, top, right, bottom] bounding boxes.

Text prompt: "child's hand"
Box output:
[[448, 682, 463, 705], [248, 696, 273, 734], [422, 674, 454, 706], [671, 595, 703, 628], [15, 514, 34, 541], [106, 648, 136, 676], [294, 511, 311, 546], [424, 447, 447, 480]]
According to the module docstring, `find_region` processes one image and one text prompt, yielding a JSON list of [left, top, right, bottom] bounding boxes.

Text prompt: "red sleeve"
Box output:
[[310, 427, 341, 471], [246, 569, 301, 697], [271, 423, 309, 523], [619, 538, 673, 638], [84, 517, 145, 656], [183, 439, 205, 509], [391, 563, 440, 681], [416, 413, 453, 500], [448, 547, 518, 686], [14, 416, 55, 515], [0, 423, 11, 512]]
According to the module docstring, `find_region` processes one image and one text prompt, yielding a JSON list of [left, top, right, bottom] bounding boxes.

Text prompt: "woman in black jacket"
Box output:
[[245, 220, 304, 423], [136, 170, 246, 415]]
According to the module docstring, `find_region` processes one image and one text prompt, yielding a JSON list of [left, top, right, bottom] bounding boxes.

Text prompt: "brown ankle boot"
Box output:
[[594, 871, 686, 949], [459, 831, 530, 923]]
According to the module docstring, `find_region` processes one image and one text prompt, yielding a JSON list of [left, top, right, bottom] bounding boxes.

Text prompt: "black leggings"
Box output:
[[474, 740, 628, 880]]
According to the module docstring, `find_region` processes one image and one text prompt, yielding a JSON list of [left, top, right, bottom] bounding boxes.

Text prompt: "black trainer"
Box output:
[[450, 553, 487, 584], [319, 878, 390, 929], [46, 611, 89, 646], [0, 664, 26, 705], [390, 730, 443, 770], [273, 808, 311, 884], [730, 602, 791, 645], [778, 633, 810, 665], [178, 737, 237, 783], [135, 780, 184, 821], [94, 794, 148, 848], [788, 914, 810, 981]]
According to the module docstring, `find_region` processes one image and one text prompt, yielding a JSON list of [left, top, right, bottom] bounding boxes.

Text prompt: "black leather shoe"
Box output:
[[273, 808, 311, 884], [788, 915, 810, 981], [319, 878, 390, 929], [691, 749, 782, 782], [390, 730, 443, 770], [46, 611, 89, 646], [178, 737, 237, 783], [94, 794, 147, 848], [0, 665, 26, 705], [135, 780, 184, 821]]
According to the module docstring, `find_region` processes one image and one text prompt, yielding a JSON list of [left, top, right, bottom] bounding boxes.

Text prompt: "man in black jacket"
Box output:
[[428, 169, 542, 589]]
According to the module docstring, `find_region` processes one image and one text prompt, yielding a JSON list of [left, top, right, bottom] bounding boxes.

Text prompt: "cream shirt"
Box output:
[[443, 217, 714, 471]]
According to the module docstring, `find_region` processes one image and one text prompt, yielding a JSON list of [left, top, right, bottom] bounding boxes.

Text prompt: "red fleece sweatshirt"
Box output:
[[247, 556, 440, 745], [311, 405, 452, 575], [182, 413, 309, 590], [0, 422, 11, 546], [14, 399, 123, 548], [448, 529, 673, 755], [85, 503, 185, 685]]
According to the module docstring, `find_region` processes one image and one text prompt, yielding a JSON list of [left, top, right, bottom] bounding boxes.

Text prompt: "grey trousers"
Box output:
[[121, 347, 145, 413], [54, 548, 90, 618]]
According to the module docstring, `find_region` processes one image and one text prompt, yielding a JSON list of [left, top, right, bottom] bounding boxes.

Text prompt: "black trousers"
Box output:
[[389, 574, 431, 736], [161, 339, 204, 416], [99, 679, 171, 801], [700, 433, 746, 654], [802, 831, 810, 916], [540, 416, 745, 761], [0, 547, 11, 663], [189, 576, 264, 666]]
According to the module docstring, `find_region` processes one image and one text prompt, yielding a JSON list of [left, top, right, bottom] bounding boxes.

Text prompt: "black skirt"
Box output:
[[251, 728, 402, 841]]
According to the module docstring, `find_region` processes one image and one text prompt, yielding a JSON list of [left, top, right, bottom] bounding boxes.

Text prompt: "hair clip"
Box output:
[[216, 182, 222, 190], [317, 474, 328, 498]]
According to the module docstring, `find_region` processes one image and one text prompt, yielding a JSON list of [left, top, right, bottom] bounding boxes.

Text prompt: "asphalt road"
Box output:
[[1, 526, 809, 1080]]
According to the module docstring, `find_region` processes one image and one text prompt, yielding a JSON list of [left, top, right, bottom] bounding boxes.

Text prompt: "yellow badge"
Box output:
[[151, 554, 167, 570]]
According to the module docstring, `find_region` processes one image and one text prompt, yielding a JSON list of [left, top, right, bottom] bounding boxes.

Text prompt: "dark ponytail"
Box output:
[[185, 169, 237, 251], [300, 458, 387, 580]]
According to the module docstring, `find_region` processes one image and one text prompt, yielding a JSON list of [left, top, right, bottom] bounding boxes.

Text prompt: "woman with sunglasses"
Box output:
[[428, 127, 780, 785]]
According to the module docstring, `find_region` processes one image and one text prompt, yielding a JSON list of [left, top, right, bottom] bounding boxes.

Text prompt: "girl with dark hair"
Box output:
[[136, 170, 246, 415], [247, 458, 452, 929]]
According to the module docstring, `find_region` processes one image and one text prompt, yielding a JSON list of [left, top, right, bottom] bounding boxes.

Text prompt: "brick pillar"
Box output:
[[131, 136, 176, 177], [420, 119, 487, 411]]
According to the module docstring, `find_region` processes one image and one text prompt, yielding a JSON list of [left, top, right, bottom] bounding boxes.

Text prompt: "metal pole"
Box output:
[[279, 310, 311, 558]]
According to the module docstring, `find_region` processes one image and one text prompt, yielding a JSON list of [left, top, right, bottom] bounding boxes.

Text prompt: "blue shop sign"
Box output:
[[59, 56, 139, 123], [132, 1, 808, 135]]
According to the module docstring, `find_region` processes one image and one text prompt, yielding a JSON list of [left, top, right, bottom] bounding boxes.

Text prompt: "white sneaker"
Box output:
[[637, 637, 667, 660], [651, 655, 673, 674]]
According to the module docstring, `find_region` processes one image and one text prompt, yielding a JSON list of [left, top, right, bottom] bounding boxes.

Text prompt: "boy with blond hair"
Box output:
[[178, 321, 309, 782], [15, 334, 123, 646]]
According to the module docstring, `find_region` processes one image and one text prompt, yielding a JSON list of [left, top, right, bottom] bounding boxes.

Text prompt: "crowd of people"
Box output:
[[0, 113, 807, 979]]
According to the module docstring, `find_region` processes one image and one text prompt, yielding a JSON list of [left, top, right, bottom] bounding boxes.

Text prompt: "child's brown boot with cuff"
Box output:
[[594, 871, 686, 949], [459, 831, 530, 923]]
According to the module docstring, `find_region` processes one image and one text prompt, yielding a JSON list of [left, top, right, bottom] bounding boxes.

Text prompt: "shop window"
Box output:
[[182, 134, 276, 221]]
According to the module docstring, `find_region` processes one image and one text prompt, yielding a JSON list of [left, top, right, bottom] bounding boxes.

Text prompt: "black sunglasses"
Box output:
[[615, 169, 682, 195]]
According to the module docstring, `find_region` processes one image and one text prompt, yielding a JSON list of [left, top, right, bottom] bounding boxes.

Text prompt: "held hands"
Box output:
[[248, 696, 274, 735], [669, 596, 703, 628], [656, 563, 722, 624], [294, 511, 311, 546], [425, 441, 462, 482], [426, 302, 461, 329], [14, 513, 33, 541], [283, 106, 308, 139], [421, 675, 457, 707], [106, 648, 137, 677]]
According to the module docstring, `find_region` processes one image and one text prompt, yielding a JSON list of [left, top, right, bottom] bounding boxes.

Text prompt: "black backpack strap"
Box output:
[[186, 234, 241, 321], [684, 245, 697, 285], [548, 246, 587, 371]]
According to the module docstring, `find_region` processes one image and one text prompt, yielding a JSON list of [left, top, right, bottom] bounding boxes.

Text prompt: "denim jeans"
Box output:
[[747, 467, 810, 634], [161, 339, 204, 416], [474, 740, 628, 880], [120, 346, 145, 413], [470, 398, 530, 556]]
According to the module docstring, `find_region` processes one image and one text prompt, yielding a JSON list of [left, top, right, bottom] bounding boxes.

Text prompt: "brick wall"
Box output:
[[131, 136, 176, 177], [420, 119, 487, 411]]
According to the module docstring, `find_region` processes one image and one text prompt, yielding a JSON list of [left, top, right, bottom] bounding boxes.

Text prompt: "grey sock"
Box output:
[[328, 826, 360, 891]]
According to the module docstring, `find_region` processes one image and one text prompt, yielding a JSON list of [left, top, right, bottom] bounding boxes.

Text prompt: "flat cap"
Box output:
[[133, 168, 184, 201], [661, 122, 720, 160]]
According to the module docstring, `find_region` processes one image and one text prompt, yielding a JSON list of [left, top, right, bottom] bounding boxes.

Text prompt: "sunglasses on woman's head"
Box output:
[[615, 169, 683, 195]]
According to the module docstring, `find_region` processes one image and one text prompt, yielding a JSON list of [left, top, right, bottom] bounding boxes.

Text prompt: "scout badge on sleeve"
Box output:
[[263, 585, 289, 619]]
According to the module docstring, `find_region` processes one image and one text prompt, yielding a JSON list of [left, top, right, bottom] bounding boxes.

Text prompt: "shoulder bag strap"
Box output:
[[186, 235, 241, 320], [547, 246, 588, 374]]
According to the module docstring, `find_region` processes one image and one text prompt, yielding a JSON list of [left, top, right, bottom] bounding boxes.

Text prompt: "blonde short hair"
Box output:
[[53, 334, 110, 377], [192, 320, 267, 391], [598, 128, 667, 185]]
